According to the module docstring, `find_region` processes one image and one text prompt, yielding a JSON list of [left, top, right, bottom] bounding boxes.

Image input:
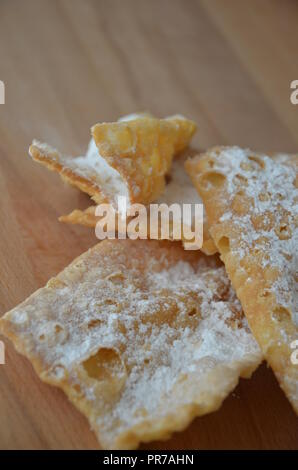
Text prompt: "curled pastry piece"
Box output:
[[60, 154, 217, 254], [0, 239, 261, 449], [29, 113, 196, 208], [29, 113, 215, 252], [91, 114, 196, 205], [186, 146, 298, 413]]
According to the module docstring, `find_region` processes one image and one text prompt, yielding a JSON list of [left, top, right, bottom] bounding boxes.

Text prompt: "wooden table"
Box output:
[[0, 0, 297, 450]]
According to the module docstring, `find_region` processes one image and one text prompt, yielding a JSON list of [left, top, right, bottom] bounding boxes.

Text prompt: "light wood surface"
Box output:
[[0, 0, 297, 450]]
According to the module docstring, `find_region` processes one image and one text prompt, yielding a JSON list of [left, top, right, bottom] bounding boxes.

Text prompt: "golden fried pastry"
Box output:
[[29, 113, 216, 252], [186, 146, 298, 412], [59, 205, 100, 228], [29, 113, 196, 207], [0, 239, 261, 449], [60, 155, 217, 254], [91, 114, 196, 205]]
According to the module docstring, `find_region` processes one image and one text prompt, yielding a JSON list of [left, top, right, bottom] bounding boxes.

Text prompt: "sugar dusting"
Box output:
[[4, 240, 261, 447], [157, 157, 207, 233], [61, 138, 129, 204], [157, 158, 202, 207], [213, 147, 298, 326]]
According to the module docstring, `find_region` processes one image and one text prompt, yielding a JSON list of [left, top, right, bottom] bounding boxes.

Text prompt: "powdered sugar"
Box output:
[[213, 147, 298, 326], [157, 158, 202, 207], [1, 240, 261, 448], [63, 138, 129, 205], [157, 157, 206, 238]]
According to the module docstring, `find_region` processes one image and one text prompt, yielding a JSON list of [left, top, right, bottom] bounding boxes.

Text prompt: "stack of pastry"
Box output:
[[0, 113, 296, 449]]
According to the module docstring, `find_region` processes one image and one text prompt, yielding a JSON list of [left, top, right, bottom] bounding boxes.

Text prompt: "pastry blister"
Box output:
[[0, 239, 261, 449], [186, 147, 298, 412]]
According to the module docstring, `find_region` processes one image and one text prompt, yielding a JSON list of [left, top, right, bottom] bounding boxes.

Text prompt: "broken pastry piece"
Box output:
[[91, 114, 196, 205], [29, 113, 216, 253], [29, 113, 196, 208], [0, 239, 261, 449], [186, 147, 298, 412], [60, 155, 217, 254], [59, 205, 99, 228]]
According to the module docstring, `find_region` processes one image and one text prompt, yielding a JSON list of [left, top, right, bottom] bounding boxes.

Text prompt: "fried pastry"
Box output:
[[0, 239, 261, 449], [186, 147, 298, 412], [60, 155, 217, 254], [29, 113, 196, 208], [59, 205, 102, 228]]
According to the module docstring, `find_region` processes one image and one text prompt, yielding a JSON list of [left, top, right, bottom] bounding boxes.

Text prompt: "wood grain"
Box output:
[[0, 0, 297, 450]]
